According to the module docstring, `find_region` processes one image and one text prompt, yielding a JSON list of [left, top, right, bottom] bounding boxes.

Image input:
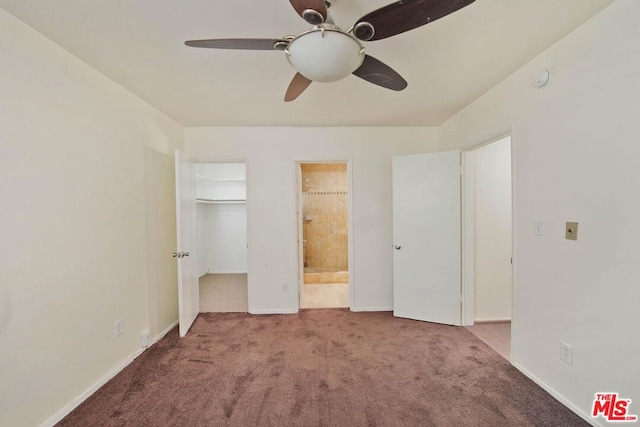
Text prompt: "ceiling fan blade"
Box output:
[[185, 38, 287, 50], [285, 73, 313, 102], [289, 0, 328, 24], [353, 0, 475, 41], [352, 55, 407, 91]]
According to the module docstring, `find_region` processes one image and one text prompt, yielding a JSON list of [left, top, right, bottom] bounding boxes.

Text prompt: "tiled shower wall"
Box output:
[[301, 163, 348, 272]]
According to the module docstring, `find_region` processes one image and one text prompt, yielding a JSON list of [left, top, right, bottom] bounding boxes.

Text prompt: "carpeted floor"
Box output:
[[58, 310, 588, 426]]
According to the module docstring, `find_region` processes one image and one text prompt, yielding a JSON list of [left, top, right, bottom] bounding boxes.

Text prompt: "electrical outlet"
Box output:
[[114, 319, 124, 337], [534, 220, 544, 236], [140, 329, 152, 348], [282, 282, 289, 292], [560, 342, 573, 365]]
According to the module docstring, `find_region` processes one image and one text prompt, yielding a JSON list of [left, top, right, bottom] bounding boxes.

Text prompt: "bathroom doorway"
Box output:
[[297, 162, 351, 309]]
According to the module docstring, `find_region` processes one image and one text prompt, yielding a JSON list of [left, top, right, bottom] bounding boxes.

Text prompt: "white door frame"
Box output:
[[191, 158, 251, 311], [461, 132, 516, 360], [294, 159, 354, 311]]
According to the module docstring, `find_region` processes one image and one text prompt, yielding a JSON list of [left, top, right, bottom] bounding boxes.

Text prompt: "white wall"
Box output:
[[440, 0, 639, 422], [195, 163, 248, 276], [144, 149, 179, 338], [473, 137, 512, 322], [186, 127, 439, 313], [196, 203, 248, 276], [0, 9, 183, 427], [205, 204, 248, 274]]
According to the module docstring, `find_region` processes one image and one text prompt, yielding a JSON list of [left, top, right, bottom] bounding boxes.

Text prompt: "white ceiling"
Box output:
[[0, 0, 614, 127]]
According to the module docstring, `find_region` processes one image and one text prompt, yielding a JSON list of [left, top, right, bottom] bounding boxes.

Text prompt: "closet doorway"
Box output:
[[297, 162, 351, 309], [195, 163, 248, 313], [463, 136, 513, 360]]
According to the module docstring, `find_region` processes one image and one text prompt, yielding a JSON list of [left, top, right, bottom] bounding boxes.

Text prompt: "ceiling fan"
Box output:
[[185, 0, 475, 102]]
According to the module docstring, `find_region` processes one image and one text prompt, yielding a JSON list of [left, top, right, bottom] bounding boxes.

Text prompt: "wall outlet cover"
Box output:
[[534, 220, 544, 236], [561, 341, 574, 365], [114, 319, 124, 337], [140, 330, 152, 348]]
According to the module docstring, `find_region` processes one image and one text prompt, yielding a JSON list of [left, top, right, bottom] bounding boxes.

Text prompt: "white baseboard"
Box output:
[[249, 309, 298, 315], [41, 347, 145, 427], [208, 271, 248, 274], [41, 320, 178, 427], [350, 306, 393, 312], [513, 362, 601, 427], [474, 317, 512, 324], [248, 307, 394, 314], [152, 320, 178, 345]]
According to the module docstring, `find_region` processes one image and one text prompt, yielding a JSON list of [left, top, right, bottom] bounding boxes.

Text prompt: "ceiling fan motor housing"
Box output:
[[286, 26, 365, 82]]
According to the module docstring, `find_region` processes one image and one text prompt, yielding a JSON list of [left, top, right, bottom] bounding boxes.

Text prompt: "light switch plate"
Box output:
[[566, 222, 578, 240]]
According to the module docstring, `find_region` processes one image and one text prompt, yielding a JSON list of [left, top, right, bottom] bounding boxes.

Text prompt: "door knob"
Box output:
[[394, 245, 402, 250], [183, 252, 190, 257], [172, 252, 179, 258]]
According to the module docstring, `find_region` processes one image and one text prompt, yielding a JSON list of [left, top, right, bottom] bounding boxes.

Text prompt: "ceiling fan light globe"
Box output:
[[286, 29, 364, 83]]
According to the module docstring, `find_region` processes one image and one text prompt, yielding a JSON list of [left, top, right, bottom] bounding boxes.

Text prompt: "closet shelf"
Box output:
[[197, 198, 246, 204]]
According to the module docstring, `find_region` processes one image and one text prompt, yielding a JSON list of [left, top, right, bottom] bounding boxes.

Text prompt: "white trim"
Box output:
[[461, 150, 475, 326], [513, 362, 602, 427], [509, 126, 518, 365], [154, 320, 179, 344], [474, 318, 511, 324], [205, 270, 248, 275], [41, 349, 145, 427], [41, 320, 179, 427], [350, 306, 393, 312], [293, 159, 354, 312], [347, 160, 355, 311], [189, 158, 252, 321], [296, 163, 305, 310], [249, 309, 299, 315], [460, 133, 514, 332], [245, 159, 253, 317]]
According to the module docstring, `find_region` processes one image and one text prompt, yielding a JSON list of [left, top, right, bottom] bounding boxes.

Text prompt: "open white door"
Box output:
[[392, 151, 461, 326], [175, 149, 199, 337]]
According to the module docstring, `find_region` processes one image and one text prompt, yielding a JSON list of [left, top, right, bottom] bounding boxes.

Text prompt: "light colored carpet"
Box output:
[[466, 322, 511, 360], [302, 283, 349, 309], [199, 273, 248, 313]]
